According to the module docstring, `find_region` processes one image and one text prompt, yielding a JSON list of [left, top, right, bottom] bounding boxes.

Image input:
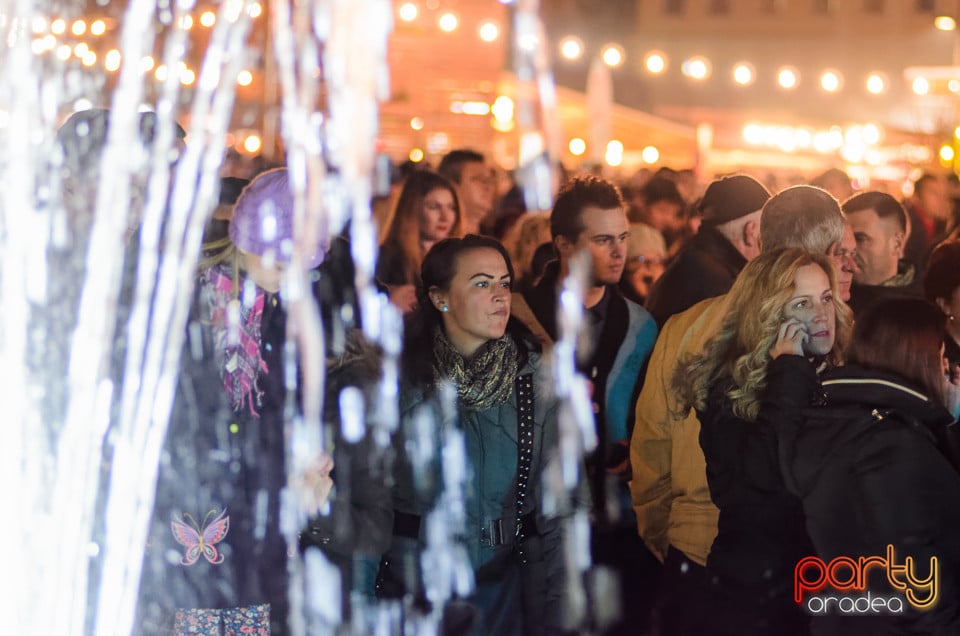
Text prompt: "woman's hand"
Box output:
[[294, 451, 335, 516], [770, 318, 809, 359]]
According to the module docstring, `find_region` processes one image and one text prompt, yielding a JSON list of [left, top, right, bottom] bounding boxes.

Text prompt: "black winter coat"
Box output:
[[696, 373, 813, 635], [771, 356, 960, 635], [645, 226, 747, 327]]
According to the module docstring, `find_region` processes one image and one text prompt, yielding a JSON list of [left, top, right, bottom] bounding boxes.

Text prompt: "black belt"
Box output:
[[392, 509, 539, 547]]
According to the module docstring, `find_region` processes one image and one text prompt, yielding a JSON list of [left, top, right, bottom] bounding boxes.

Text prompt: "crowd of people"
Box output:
[[43, 107, 960, 635]]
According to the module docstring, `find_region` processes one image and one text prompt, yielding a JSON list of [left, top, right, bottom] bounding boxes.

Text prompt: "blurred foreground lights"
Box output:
[[912, 77, 930, 95], [601, 43, 625, 68], [180, 68, 196, 86], [409, 147, 425, 162], [55, 44, 72, 61], [954, 125, 960, 139], [71, 19, 86, 35], [950, 79, 960, 93], [732, 62, 754, 86], [51, 18, 65, 35], [438, 12, 458, 32], [644, 51, 667, 74], [398, 2, 418, 22], [155, 64, 168, 81], [478, 21, 499, 42], [237, 69, 253, 86], [820, 69, 842, 93], [140, 55, 155, 73], [568, 137, 586, 156], [200, 11, 216, 27], [74, 42, 89, 57], [866, 72, 886, 94], [940, 145, 954, 162], [105, 49, 121, 72], [246, 2, 263, 18], [743, 123, 763, 145], [777, 67, 799, 89], [81, 50, 97, 67], [244, 134, 262, 154], [90, 19, 106, 36], [682, 56, 711, 80], [605, 140, 624, 166], [935, 15, 957, 30], [32, 16, 49, 34], [178, 14, 193, 29], [642, 146, 660, 164], [559, 36, 584, 61], [410, 116, 424, 130]]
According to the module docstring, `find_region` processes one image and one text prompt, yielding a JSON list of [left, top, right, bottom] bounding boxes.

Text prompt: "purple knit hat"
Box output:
[[229, 167, 324, 269]]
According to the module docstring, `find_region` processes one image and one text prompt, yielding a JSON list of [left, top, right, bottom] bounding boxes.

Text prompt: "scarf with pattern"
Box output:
[[200, 264, 268, 416], [432, 326, 519, 411]]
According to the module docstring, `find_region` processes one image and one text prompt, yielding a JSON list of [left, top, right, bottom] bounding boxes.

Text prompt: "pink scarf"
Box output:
[[200, 264, 268, 416]]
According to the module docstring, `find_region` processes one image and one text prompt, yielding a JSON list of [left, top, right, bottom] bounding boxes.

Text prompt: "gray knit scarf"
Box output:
[[432, 326, 519, 411]]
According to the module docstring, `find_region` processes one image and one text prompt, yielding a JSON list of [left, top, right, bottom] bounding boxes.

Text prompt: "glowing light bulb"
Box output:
[[733, 62, 754, 86], [559, 36, 583, 61], [645, 51, 667, 74], [438, 12, 458, 32]]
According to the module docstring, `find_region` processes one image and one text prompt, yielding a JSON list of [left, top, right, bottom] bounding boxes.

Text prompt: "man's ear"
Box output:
[[554, 234, 574, 260], [892, 231, 905, 258], [742, 219, 760, 248]]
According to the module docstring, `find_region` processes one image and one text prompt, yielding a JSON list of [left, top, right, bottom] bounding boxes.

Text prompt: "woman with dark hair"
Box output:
[[377, 170, 462, 313], [924, 238, 960, 371], [672, 247, 853, 635], [377, 235, 570, 635], [773, 298, 960, 635]]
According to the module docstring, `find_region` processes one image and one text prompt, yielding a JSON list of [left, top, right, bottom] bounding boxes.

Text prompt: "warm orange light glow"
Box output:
[[237, 70, 253, 86], [559, 36, 584, 61], [478, 21, 499, 42], [398, 3, 417, 21], [601, 43, 624, 68], [105, 49, 121, 72], [244, 134, 262, 154], [645, 51, 667, 74], [438, 12, 458, 32]]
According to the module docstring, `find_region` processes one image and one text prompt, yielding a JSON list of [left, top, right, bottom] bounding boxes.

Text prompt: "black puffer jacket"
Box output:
[[696, 372, 814, 636], [771, 357, 960, 635]]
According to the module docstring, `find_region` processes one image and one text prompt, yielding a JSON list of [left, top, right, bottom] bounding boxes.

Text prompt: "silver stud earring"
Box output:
[[442, 304, 449, 312]]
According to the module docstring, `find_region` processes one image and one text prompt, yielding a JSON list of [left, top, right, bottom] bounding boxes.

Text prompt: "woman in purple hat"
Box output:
[[136, 168, 390, 634]]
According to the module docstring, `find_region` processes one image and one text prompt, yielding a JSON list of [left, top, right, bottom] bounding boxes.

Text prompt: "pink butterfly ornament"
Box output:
[[171, 509, 230, 566]]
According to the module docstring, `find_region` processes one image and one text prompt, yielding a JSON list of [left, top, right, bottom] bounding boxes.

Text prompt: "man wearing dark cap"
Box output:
[[644, 174, 771, 327]]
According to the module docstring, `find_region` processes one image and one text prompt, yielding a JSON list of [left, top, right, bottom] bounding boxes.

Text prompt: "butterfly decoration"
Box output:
[[171, 508, 230, 566]]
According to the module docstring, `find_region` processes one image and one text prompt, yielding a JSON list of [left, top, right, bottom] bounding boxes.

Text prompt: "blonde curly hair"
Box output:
[[672, 247, 852, 421]]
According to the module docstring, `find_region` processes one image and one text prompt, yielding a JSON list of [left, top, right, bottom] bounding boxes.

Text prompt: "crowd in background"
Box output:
[[43, 107, 960, 635]]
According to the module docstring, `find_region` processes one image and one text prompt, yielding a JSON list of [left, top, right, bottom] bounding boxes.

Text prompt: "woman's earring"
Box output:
[[441, 304, 449, 312]]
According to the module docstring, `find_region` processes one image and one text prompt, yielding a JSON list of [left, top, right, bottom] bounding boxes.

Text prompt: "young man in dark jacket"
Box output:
[[511, 175, 658, 633]]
